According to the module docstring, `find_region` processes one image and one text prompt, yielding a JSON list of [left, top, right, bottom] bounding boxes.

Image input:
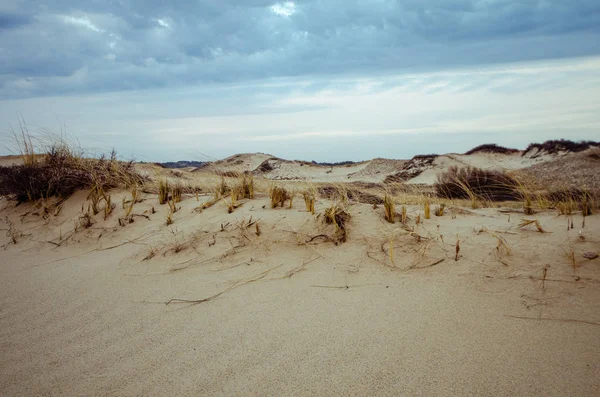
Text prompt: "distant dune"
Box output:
[[164, 140, 600, 186]]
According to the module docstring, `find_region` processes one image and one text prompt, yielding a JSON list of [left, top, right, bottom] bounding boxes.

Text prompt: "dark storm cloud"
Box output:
[[1, 0, 600, 98]]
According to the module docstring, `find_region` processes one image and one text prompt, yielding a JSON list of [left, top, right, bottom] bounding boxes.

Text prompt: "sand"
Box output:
[[189, 151, 562, 186], [1, 182, 599, 395]]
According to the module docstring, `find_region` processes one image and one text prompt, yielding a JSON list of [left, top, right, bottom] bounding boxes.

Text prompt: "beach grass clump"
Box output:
[[270, 185, 290, 208], [172, 183, 182, 203], [324, 203, 351, 244], [546, 188, 597, 216], [1, 131, 141, 203], [434, 166, 519, 204], [303, 189, 316, 214], [424, 199, 431, 219], [239, 174, 254, 199], [158, 179, 169, 204], [227, 187, 242, 213], [383, 192, 395, 223]]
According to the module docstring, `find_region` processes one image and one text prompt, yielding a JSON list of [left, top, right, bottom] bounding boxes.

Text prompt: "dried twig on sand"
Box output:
[[518, 219, 546, 233], [164, 264, 282, 306], [504, 315, 600, 327]]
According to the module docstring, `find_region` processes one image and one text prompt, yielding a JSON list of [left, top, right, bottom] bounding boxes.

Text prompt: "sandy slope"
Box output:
[[190, 151, 563, 185], [1, 188, 599, 396]]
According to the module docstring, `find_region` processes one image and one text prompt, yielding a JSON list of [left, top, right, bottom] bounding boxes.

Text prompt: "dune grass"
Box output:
[[383, 192, 395, 223], [1, 133, 141, 203], [434, 166, 519, 205]]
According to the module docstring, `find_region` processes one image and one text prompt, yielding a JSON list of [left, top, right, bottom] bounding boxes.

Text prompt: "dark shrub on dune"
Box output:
[[523, 140, 600, 157], [465, 144, 519, 155]]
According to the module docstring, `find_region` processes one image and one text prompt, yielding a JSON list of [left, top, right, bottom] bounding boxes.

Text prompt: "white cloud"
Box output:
[[156, 18, 171, 29], [270, 2, 296, 17], [63, 15, 103, 33]]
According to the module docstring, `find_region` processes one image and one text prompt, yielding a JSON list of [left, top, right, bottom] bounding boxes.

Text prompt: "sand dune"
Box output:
[[1, 145, 599, 395], [186, 147, 580, 186]]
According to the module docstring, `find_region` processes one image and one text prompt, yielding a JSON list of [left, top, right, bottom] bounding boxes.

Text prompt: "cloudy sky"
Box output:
[[1, 1, 599, 162]]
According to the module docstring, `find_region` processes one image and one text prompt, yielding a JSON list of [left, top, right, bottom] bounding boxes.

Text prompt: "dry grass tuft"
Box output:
[[31, 196, 63, 220], [522, 192, 535, 215], [581, 193, 593, 216], [158, 179, 169, 205], [103, 194, 114, 220], [288, 189, 295, 209], [519, 219, 546, 233], [424, 199, 431, 219], [4, 218, 23, 244], [239, 174, 255, 199], [143, 246, 157, 261], [480, 228, 512, 256], [303, 189, 316, 214], [227, 188, 242, 213], [324, 203, 351, 244], [564, 247, 577, 270], [78, 210, 94, 230], [172, 183, 182, 203], [383, 192, 395, 223], [218, 176, 229, 196], [435, 203, 446, 217], [167, 196, 178, 214], [270, 185, 290, 208]]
